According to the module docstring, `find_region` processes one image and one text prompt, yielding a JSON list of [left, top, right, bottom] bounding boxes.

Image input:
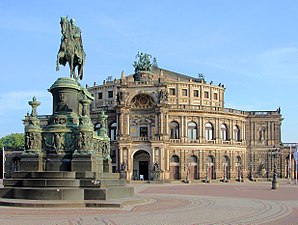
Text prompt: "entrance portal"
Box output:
[[139, 161, 149, 180], [133, 150, 150, 180]]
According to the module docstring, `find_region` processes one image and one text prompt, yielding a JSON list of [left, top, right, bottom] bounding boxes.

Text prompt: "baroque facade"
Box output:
[[87, 65, 293, 182]]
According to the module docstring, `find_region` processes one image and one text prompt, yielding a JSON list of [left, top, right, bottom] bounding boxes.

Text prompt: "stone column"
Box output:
[[160, 112, 164, 134]]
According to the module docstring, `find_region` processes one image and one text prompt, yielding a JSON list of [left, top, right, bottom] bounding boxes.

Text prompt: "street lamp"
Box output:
[[186, 160, 191, 183], [271, 147, 280, 189]]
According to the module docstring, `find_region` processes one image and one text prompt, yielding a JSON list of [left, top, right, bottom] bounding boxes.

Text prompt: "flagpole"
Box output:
[[2, 147, 5, 180]]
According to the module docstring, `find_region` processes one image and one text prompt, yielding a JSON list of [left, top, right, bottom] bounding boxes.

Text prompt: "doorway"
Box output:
[[139, 161, 149, 180], [133, 150, 150, 180]]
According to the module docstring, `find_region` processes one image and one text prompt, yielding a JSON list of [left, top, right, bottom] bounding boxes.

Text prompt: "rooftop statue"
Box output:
[[133, 52, 152, 73], [56, 16, 86, 80]]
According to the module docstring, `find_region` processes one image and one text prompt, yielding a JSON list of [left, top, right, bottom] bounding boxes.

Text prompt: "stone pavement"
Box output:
[[0, 180, 298, 225]]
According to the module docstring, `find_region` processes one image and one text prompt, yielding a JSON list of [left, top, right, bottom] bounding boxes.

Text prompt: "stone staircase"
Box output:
[[0, 171, 134, 207]]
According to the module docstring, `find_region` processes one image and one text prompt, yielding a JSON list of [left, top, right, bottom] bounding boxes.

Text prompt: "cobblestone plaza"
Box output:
[[1, 180, 297, 225]]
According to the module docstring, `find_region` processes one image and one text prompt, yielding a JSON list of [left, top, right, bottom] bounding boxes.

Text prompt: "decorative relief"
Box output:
[[130, 94, 155, 109], [77, 132, 92, 151], [25, 132, 42, 150], [49, 116, 67, 125], [54, 132, 65, 153]]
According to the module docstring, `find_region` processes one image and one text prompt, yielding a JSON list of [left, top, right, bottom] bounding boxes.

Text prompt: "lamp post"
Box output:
[[186, 160, 191, 183], [271, 147, 280, 189]]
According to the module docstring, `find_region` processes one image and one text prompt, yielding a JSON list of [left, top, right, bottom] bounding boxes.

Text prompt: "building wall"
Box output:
[[88, 68, 285, 181]]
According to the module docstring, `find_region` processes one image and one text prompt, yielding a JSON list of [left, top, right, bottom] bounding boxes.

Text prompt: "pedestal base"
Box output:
[[272, 181, 279, 189], [72, 154, 101, 173], [151, 171, 162, 181], [46, 154, 71, 171], [120, 171, 127, 180], [20, 154, 44, 172]]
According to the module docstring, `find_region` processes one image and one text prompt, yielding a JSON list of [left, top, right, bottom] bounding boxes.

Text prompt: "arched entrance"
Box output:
[[170, 155, 180, 179], [133, 150, 150, 180]]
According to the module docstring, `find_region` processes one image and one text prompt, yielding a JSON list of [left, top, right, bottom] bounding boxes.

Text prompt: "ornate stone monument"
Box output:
[[0, 17, 133, 206]]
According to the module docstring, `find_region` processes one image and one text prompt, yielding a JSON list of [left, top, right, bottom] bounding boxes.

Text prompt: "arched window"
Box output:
[[220, 124, 228, 141], [205, 122, 214, 140], [189, 155, 197, 163], [233, 125, 240, 141], [188, 122, 197, 140], [171, 155, 180, 163], [110, 122, 117, 141], [170, 121, 180, 139]]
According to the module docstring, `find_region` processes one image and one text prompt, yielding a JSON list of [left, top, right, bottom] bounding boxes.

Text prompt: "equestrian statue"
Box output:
[[56, 16, 86, 80]]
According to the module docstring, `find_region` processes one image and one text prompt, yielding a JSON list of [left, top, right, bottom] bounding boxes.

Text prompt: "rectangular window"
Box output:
[[98, 92, 102, 99], [182, 89, 188, 96], [108, 91, 113, 98], [140, 127, 148, 137], [169, 88, 176, 95], [204, 91, 209, 98], [214, 93, 218, 100], [193, 90, 199, 97]]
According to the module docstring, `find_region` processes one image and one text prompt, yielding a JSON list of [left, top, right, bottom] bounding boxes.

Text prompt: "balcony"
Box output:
[[131, 137, 150, 142], [168, 105, 245, 115]]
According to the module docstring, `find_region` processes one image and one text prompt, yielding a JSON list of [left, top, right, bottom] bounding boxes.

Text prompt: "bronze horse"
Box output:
[[56, 17, 85, 80]]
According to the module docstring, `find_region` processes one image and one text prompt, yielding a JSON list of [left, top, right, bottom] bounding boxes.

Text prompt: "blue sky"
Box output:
[[0, 0, 297, 143]]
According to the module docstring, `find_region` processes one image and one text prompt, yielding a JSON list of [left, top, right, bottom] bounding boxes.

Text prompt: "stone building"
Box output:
[[86, 61, 292, 182]]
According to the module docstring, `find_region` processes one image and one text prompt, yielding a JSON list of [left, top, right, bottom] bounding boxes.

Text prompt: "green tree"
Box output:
[[0, 133, 24, 150]]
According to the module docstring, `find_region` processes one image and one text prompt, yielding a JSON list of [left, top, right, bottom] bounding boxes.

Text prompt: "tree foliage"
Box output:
[[0, 133, 24, 150]]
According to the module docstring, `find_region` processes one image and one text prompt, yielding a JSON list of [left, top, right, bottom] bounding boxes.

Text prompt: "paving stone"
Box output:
[[0, 181, 297, 225]]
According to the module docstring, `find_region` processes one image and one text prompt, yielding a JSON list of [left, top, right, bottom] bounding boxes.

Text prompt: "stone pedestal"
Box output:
[[151, 170, 161, 180], [6, 75, 135, 206], [72, 154, 101, 173], [120, 170, 127, 180], [46, 154, 71, 171], [20, 153, 45, 172], [272, 179, 279, 189]]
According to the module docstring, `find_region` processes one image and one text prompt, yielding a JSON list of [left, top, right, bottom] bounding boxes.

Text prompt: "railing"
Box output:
[[125, 136, 246, 146], [126, 80, 158, 86], [247, 110, 281, 116], [168, 105, 245, 115], [131, 137, 149, 141], [169, 139, 181, 143]]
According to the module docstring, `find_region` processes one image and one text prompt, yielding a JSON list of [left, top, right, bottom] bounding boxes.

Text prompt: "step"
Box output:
[[12, 172, 76, 179], [0, 196, 146, 208], [0, 187, 84, 200], [3, 179, 81, 187], [4, 178, 127, 188], [84, 186, 134, 200]]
